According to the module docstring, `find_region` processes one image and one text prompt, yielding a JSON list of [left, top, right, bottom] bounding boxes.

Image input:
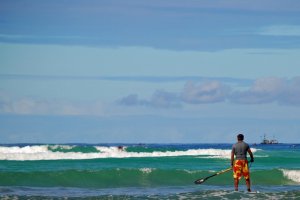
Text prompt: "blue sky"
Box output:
[[1, 0, 300, 143]]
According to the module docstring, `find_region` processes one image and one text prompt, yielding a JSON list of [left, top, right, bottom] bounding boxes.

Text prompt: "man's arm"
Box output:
[[231, 148, 235, 167], [247, 148, 254, 162]]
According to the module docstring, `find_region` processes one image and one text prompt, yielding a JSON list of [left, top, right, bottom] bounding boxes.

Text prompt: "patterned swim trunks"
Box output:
[[233, 160, 250, 180]]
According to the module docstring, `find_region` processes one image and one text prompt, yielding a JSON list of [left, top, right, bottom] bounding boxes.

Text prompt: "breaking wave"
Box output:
[[281, 169, 300, 183], [0, 144, 258, 161]]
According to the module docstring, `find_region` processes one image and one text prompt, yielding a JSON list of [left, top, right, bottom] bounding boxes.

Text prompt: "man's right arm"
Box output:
[[247, 148, 254, 162]]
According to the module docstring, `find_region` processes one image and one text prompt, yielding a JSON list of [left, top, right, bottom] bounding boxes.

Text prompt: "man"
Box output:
[[231, 133, 254, 192]]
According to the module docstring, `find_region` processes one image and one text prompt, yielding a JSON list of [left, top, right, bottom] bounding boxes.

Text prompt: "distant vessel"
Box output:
[[261, 134, 278, 144]]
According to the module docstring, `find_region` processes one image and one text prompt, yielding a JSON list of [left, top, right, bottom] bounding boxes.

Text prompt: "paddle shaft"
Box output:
[[194, 167, 232, 184]]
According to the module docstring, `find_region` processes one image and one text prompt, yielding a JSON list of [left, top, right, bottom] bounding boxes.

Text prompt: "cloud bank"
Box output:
[[1, 77, 300, 116], [119, 77, 300, 108]]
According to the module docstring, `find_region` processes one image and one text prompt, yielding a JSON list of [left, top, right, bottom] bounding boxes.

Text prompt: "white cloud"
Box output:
[[118, 94, 141, 106], [231, 77, 300, 106], [279, 77, 300, 106], [149, 90, 181, 108], [231, 77, 286, 104], [118, 81, 231, 108], [118, 90, 180, 108], [119, 77, 300, 107], [181, 81, 231, 104]]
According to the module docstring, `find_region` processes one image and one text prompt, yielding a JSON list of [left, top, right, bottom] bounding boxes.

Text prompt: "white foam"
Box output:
[[281, 169, 300, 183], [183, 169, 202, 174], [48, 145, 74, 150], [0, 145, 258, 161], [139, 168, 154, 174], [0, 145, 49, 154], [0, 145, 99, 160]]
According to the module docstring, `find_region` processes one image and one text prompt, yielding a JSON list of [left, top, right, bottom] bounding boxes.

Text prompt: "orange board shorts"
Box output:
[[233, 160, 250, 180]]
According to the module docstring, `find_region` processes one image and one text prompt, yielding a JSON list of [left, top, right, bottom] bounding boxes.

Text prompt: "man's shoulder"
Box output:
[[243, 141, 250, 146], [232, 141, 250, 147], [234, 141, 249, 147], [232, 143, 237, 149], [242, 141, 250, 149]]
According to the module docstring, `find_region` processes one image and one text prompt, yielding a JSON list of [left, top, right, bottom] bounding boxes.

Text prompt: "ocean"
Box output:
[[0, 143, 299, 199]]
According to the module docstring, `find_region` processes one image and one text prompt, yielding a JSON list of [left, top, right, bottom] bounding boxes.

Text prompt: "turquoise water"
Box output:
[[0, 143, 299, 199]]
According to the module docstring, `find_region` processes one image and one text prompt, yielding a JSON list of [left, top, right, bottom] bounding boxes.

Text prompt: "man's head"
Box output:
[[237, 133, 244, 141]]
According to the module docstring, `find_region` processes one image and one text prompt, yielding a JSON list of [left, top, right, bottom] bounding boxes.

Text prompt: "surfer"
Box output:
[[118, 146, 124, 151], [231, 133, 254, 192]]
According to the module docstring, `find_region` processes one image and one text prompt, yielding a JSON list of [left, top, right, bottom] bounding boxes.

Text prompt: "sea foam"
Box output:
[[0, 145, 257, 161], [281, 169, 300, 183]]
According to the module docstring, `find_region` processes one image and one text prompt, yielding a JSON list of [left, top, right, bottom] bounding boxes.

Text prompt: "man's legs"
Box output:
[[234, 178, 251, 192], [243, 162, 251, 192], [246, 179, 251, 192], [234, 178, 239, 191]]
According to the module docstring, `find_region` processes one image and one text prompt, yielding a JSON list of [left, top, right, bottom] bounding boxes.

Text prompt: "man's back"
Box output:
[[232, 141, 249, 160]]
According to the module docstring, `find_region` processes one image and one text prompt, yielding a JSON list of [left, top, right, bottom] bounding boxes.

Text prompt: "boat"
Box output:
[[261, 134, 278, 144]]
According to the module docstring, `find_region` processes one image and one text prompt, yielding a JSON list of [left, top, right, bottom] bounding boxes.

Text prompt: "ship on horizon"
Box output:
[[261, 134, 279, 144]]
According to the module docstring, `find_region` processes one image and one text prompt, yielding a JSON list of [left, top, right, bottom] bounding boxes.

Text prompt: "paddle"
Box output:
[[194, 167, 232, 184]]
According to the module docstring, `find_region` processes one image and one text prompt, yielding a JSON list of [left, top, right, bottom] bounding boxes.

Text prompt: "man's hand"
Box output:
[[250, 158, 254, 163]]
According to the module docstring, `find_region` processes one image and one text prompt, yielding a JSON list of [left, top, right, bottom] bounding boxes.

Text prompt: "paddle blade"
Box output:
[[194, 178, 206, 184]]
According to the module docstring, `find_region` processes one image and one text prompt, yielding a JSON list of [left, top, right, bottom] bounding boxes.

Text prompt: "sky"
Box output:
[[1, 0, 300, 143]]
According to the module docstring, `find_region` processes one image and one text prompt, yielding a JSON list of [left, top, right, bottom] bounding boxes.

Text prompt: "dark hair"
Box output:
[[237, 134, 244, 141]]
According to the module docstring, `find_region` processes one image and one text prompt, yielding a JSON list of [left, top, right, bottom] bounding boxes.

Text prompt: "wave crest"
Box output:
[[281, 169, 300, 183], [0, 145, 258, 161]]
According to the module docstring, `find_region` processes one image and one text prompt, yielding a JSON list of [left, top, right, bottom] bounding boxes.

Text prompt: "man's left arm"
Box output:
[[231, 148, 235, 167]]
